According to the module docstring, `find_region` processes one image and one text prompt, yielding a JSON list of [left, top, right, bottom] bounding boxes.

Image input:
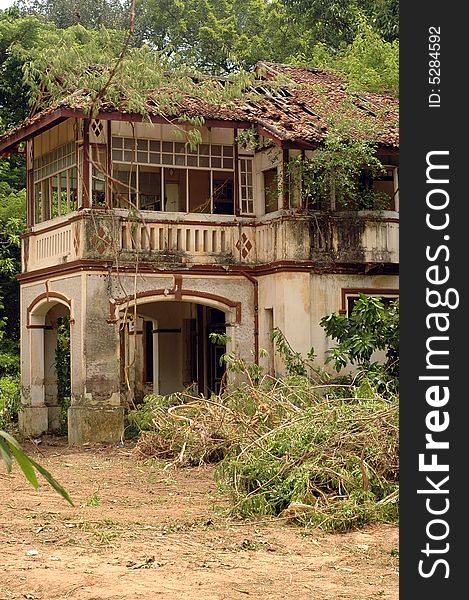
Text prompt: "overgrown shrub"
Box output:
[[321, 294, 399, 393], [0, 374, 21, 429]]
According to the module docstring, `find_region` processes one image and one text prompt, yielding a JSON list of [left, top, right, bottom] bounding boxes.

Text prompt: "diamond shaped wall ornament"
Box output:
[[90, 226, 111, 255], [235, 233, 253, 259], [73, 222, 80, 255], [91, 119, 104, 139]]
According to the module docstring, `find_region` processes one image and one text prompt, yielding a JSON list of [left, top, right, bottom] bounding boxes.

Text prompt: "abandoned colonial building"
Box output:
[[0, 62, 399, 444]]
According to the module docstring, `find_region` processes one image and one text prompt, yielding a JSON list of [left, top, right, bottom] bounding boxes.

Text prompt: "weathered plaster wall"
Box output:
[[19, 265, 397, 442], [258, 272, 399, 375]]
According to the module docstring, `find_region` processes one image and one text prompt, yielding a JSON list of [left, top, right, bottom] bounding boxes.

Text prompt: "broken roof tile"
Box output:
[[0, 62, 399, 154]]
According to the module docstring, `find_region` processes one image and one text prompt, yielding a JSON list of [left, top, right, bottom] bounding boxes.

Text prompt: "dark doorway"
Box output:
[[195, 305, 226, 396], [144, 320, 154, 385], [206, 307, 226, 395]]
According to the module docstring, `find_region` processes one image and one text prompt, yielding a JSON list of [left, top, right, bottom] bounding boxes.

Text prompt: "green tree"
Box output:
[[138, 0, 305, 73], [15, 0, 131, 30], [283, 0, 398, 48], [335, 18, 398, 92], [366, 0, 398, 42], [0, 12, 51, 127], [0, 161, 25, 375], [320, 294, 399, 385]]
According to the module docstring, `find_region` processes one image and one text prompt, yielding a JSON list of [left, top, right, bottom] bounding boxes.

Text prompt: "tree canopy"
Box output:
[[7, 0, 398, 86]]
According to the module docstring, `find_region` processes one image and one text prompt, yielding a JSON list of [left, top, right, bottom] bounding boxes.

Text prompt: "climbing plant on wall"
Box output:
[[286, 100, 392, 210]]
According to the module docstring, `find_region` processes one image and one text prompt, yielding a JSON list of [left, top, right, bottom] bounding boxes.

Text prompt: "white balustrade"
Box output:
[[121, 221, 258, 262], [27, 222, 74, 270]]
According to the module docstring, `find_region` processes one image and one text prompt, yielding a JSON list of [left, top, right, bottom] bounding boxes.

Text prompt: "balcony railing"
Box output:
[[22, 209, 399, 272]]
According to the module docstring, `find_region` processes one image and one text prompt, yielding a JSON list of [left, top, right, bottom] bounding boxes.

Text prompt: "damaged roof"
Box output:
[[0, 61, 399, 154]]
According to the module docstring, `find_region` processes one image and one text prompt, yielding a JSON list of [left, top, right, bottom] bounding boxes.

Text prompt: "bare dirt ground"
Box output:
[[0, 437, 398, 600]]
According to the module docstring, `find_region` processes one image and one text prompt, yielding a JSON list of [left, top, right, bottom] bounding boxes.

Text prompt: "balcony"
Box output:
[[22, 209, 399, 274]]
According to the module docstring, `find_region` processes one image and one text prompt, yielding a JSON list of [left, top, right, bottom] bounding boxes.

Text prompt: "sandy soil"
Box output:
[[0, 437, 399, 600]]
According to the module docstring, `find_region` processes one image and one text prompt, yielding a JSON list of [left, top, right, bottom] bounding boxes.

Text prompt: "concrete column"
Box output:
[[68, 273, 124, 445], [125, 315, 145, 403], [18, 315, 49, 437], [152, 319, 159, 395], [134, 316, 145, 402]]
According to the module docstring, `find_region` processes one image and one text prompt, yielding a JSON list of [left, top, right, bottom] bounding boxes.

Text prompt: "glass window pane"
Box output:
[[199, 144, 209, 156], [137, 139, 148, 151], [211, 157, 221, 168], [149, 152, 161, 164], [188, 169, 210, 213], [162, 153, 173, 164], [124, 138, 134, 149], [150, 140, 160, 152], [211, 145, 221, 156], [162, 141, 173, 152], [222, 158, 233, 169], [199, 156, 209, 167], [124, 150, 134, 162], [187, 155, 197, 167], [175, 142, 186, 154], [137, 151, 149, 163], [112, 149, 122, 161], [139, 167, 162, 210], [212, 172, 234, 215], [223, 146, 233, 157]]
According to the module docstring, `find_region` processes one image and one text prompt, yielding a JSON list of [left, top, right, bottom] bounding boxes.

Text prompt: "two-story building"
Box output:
[[0, 62, 399, 444]]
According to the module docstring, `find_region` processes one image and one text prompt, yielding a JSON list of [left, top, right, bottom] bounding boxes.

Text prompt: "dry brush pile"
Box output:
[[128, 374, 398, 532]]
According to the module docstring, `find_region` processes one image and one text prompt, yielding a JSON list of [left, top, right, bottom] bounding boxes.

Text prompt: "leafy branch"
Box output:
[[0, 430, 74, 505]]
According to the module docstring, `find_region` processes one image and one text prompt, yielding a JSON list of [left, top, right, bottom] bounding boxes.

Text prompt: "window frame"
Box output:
[[339, 288, 399, 316], [111, 136, 239, 215]]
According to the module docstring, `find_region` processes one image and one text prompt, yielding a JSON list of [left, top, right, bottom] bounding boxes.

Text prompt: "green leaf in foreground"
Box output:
[[0, 430, 74, 505]]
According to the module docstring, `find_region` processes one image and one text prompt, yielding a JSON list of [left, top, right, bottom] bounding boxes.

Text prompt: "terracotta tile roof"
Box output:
[[0, 62, 398, 153]]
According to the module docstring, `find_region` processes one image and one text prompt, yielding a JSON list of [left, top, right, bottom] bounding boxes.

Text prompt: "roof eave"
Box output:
[[0, 103, 398, 156], [0, 107, 82, 155]]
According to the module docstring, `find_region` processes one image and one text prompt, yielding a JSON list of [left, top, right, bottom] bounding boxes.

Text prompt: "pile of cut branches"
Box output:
[[128, 374, 398, 531]]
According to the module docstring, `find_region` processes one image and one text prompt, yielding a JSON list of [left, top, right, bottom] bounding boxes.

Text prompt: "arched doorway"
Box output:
[[21, 294, 72, 436], [119, 300, 229, 401]]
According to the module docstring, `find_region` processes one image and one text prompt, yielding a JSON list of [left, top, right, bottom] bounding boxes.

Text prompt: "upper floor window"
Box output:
[[263, 167, 279, 213], [91, 145, 107, 207], [359, 165, 399, 211], [343, 291, 399, 316], [111, 137, 234, 170], [239, 158, 254, 214], [111, 137, 237, 215], [33, 142, 77, 223]]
